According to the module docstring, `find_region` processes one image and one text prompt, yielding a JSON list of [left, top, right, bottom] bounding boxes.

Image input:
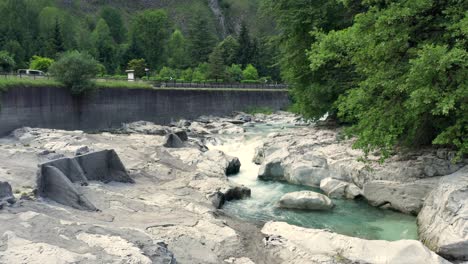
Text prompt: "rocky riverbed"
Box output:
[[0, 112, 466, 263]]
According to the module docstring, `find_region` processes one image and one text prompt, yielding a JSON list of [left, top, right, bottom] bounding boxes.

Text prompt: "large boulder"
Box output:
[[226, 157, 241, 176], [163, 134, 185, 148], [195, 150, 242, 178], [262, 222, 450, 264], [0, 182, 16, 207], [418, 166, 468, 261], [277, 191, 334, 211], [172, 129, 188, 141], [258, 151, 330, 186], [363, 180, 436, 215], [210, 185, 251, 209], [37, 150, 133, 211], [320, 177, 362, 199]]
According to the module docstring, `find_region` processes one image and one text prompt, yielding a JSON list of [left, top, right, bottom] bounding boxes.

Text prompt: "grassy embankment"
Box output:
[[0, 77, 288, 92], [0, 77, 153, 91]]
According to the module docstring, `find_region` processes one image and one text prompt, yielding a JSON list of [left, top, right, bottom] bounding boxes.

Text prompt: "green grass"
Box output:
[[0, 77, 286, 92], [0, 76, 61, 91], [95, 80, 153, 89]]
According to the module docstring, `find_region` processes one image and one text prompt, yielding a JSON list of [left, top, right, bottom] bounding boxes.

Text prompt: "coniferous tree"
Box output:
[[236, 22, 253, 67], [167, 30, 190, 69], [92, 19, 116, 73], [207, 46, 226, 81], [131, 9, 171, 69], [51, 18, 65, 56], [100, 7, 126, 44], [188, 14, 217, 65]]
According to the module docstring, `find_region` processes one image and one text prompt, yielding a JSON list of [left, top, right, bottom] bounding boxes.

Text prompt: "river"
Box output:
[[209, 123, 418, 241]]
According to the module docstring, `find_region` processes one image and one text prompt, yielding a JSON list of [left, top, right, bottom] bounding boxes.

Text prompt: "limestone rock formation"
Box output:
[[277, 191, 334, 211], [37, 150, 134, 211], [363, 180, 436, 215], [163, 133, 185, 148], [320, 177, 362, 199], [262, 221, 450, 264], [418, 166, 468, 261], [0, 181, 16, 208], [254, 127, 465, 213]]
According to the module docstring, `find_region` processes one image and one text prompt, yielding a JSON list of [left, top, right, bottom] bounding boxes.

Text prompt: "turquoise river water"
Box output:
[[210, 124, 418, 241]]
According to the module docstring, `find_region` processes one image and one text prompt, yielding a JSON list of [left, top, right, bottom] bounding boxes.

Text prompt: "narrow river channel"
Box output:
[[209, 123, 418, 241]]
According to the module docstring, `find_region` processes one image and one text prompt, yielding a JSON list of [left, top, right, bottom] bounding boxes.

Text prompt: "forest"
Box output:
[[0, 0, 279, 83], [265, 0, 467, 160], [0, 0, 466, 160]]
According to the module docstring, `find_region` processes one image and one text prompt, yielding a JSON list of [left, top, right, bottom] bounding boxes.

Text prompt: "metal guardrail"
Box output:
[[154, 80, 288, 90], [1, 73, 289, 90]]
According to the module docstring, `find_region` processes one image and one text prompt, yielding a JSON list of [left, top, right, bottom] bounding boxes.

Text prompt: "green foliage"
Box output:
[[158, 66, 177, 80], [167, 30, 190, 69], [100, 7, 126, 44], [49, 51, 100, 95], [270, 0, 468, 159], [207, 46, 226, 81], [264, 0, 356, 118], [0, 77, 61, 90], [92, 19, 117, 73], [242, 64, 259, 80], [127, 59, 147, 78], [226, 64, 243, 82], [188, 13, 217, 64], [192, 63, 209, 82], [29, 56, 54, 72], [0, 51, 16, 72], [218, 35, 239, 66], [237, 22, 255, 67], [180, 68, 193, 82], [132, 9, 171, 69]]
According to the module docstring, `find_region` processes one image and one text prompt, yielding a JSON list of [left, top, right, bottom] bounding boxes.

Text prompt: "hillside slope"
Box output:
[[57, 0, 274, 37]]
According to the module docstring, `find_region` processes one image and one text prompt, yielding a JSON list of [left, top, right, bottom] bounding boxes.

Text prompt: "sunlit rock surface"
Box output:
[[418, 166, 468, 261], [262, 221, 450, 264]]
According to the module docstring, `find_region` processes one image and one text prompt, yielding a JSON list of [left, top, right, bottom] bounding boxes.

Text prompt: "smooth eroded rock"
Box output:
[[163, 133, 185, 148], [418, 166, 468, 261], [277, 191, 334, 211], [363, 180, 435, 215], [262, 221, 450, 264], [320, 177, 362, 199], [37, 150, 133, 210]]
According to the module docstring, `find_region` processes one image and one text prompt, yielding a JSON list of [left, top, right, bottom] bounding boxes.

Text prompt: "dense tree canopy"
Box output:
[[0, 0, 281, 82], [266, 0, 468, 159]]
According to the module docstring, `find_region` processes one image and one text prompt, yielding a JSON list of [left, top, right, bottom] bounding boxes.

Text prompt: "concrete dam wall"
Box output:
[[0, 86, 290, 136]]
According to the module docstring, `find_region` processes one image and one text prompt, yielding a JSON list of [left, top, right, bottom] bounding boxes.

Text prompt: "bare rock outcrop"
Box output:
[[262, 221, 450, 264], [320, 177, 362, 199], [37, 149, 134, 211], [418, 166, 468, 261], [363, 179, 437, 215]]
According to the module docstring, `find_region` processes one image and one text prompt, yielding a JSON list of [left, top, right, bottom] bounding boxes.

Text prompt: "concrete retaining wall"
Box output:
[[0, 87, 290, 136]]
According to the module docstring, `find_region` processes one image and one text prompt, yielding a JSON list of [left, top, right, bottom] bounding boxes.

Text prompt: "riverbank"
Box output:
[[0, 112, 465, 263]]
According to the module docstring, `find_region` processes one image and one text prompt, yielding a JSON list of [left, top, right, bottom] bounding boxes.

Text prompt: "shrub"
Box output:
[[29, 56, 54, 72], [127, 58, 147, 78], [241, 80, 260, 84], [226, 64, 243, 82], [0, 51, 15, 72], [49, 51, 100, 95], [242, 64, 259, 80]]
